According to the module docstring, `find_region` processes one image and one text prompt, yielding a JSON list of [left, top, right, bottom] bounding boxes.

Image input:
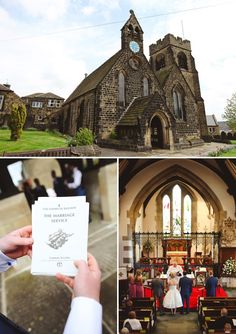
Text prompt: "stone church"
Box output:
[[61, 10, 208, 150]]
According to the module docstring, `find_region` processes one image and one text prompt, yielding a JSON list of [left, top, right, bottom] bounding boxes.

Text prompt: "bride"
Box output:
[[163, 272, 183, 315]]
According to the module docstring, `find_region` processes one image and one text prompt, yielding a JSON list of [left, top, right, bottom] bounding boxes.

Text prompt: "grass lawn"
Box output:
[[0, 129, 68, 155], [219, 140, 236, 157]]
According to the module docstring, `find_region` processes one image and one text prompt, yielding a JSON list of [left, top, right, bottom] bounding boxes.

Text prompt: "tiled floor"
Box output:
[[153, 312, 201, 334]]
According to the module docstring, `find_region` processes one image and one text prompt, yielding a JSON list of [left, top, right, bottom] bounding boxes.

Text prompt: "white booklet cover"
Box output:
[[31, 197, 89, 276]]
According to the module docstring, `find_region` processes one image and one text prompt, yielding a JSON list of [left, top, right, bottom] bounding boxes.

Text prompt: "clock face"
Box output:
[[129, 41, 140, 53]]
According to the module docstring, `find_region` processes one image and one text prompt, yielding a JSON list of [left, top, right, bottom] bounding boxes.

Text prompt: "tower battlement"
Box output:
[[150, 34, 191, 56]]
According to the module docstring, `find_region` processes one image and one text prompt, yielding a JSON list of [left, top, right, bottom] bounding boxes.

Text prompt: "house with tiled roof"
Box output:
[[206, 115, 220, 136], [61, 10, 208, 150], [22, 92, 64, 129], [0, 83, 23, 127], [218, 121, 232, 134]]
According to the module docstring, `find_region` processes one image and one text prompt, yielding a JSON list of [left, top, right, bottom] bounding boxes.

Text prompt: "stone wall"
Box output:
[[96, 50, 162, 139], [62, 92, 96, 137], [0, 193, 31, 237]]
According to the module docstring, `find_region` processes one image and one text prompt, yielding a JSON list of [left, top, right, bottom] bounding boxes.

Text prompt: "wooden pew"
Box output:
[[198, 297, 236, 330], [202, 315, 236, 334]]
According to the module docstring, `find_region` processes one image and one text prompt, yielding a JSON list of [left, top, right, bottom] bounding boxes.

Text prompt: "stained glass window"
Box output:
[[163, 195, 170, 233], [162, 184, 192, 236], [184, 195, 191, 233], [172, 185, 181, 236]]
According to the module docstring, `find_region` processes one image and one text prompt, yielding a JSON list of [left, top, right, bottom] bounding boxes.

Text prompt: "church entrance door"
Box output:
[[150, 116, 163, 148]]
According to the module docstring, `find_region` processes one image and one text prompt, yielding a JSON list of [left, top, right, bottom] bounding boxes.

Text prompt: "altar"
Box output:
[[162, 238, 191, 264]]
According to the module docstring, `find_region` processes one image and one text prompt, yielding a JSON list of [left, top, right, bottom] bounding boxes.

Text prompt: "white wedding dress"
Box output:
[[163, 283, 183, 309]]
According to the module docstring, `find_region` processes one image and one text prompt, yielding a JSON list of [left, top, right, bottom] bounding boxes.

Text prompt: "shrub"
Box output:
[[109, 130, 118, 139], [68, 128, 94, 146], [26, 127, 37, 131], [8, 103, 27, 141], [1, 125, 9, 130]]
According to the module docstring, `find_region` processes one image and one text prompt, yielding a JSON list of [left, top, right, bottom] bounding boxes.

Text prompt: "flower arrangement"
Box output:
[[143, 240, 154, 253], [222, 257, 236, 276]]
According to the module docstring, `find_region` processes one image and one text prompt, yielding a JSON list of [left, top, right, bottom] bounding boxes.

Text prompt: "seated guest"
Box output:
[[123, 311, 142, 331], [205, 271, 218, 297], [124, 299, 133, 317], [224, 323, 232, 333], [215, 308, 233, 329]]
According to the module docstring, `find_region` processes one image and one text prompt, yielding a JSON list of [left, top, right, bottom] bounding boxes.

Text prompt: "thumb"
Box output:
[[13, 236, 33, 246]]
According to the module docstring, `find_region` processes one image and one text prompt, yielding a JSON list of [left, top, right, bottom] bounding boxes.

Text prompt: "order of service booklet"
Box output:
[[31, 196, 89, 276]]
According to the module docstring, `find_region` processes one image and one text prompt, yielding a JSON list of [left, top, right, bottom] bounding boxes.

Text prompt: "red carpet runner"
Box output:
[[144, 286, 228, 309]]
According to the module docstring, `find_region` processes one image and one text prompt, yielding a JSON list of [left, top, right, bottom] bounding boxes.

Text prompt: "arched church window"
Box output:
[[118, 72, 126, 106], [134, 26, 140, 36], [128, 24, 133, 32], [184, 195, 191, 234], [163, 195, 170, 234], [173, 88, 185, 120], [77, 100, 84, 129], [86, 100, 90, 128], [143, 77, 149, 96], [162, 184, 192, 236], [156, 54, 166, 71], [173, 185, 181, 236], [177, 52, 188, 70]]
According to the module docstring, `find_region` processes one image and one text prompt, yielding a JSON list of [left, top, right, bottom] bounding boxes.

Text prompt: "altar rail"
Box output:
[[132, 231, 221, 272]]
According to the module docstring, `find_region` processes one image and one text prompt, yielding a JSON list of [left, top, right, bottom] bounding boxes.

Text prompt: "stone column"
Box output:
[[98, 163, 117, 222]]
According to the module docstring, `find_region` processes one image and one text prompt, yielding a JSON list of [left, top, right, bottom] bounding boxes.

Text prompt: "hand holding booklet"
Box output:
[[31, 196, 89, 276]]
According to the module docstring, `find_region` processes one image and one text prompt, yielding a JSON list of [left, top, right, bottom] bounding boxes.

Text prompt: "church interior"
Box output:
[[119, 158, 236, 334]]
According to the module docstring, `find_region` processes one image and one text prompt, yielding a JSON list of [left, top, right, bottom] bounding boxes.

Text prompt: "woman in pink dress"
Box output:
[[128, 269, 136, 298], [135, 271, 144, 298]]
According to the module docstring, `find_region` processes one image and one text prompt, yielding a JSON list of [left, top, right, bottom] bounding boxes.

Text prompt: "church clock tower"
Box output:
[[121, 10, 144, 54]]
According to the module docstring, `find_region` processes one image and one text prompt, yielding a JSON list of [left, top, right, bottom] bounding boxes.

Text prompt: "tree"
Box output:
[[223, 92, 236, 131], [8, 103, 27, 141]]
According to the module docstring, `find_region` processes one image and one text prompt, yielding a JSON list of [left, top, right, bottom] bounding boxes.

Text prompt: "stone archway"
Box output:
[[146, 112, 173, 149], [150, 116, 163, 148], [127, 164, 225, 233]]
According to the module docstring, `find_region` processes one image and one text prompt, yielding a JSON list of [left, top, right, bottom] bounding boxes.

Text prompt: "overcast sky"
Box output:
[[0, 0, 235, 121]]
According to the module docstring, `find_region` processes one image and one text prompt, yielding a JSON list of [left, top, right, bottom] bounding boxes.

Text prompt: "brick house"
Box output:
[[0, 83, 23, 127], [61, 10, 208, 150], [22, 92, 64, 130]]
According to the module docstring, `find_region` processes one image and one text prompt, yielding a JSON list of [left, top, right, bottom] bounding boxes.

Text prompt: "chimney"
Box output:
[[3, 83, 11, 89], [84, 73, 88, 78]]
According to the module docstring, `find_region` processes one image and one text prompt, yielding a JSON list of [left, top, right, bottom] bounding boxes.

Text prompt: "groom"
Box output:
[[179, 271, 192, 314]]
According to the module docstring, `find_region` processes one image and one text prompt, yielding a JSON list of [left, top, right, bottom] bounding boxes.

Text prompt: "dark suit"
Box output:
[[214, 316, 233, 329], [179, 275, 193, 313], [152, 277, 164, 313], [205, 276, 218, 297]]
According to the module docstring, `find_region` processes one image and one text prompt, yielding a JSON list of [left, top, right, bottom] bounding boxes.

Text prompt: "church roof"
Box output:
[[64, 50, 122, 104], [118, 95, 153, 126]]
